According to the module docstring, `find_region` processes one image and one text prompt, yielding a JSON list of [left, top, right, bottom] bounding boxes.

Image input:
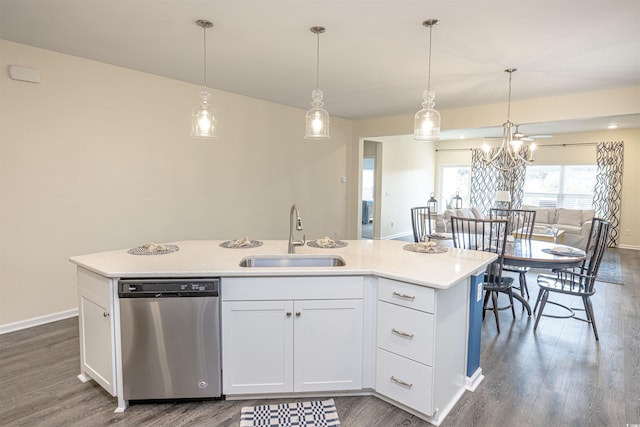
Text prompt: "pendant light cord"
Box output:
[[506, 70, 512, 123], [427, 24, 433, 93], [202, 26, 208, 89], [315, 31, 320, 91]]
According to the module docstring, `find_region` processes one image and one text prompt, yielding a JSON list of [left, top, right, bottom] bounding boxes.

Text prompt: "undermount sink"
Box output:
[[239, 254, 346, 268]]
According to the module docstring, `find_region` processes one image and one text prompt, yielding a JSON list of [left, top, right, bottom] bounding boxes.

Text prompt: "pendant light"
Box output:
[[191, 19, 217, 139], [414, 19, 441, 141], [305, 26, 330, 140]]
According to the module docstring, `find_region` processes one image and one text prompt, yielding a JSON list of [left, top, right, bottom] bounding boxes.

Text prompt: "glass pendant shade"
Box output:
[[305, 89, 330, 139], [191, 89, 217, 138], [414, 89, 441, 141]]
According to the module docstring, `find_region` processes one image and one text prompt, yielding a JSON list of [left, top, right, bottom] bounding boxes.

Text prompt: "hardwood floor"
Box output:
[[1, 248, 638, 426]]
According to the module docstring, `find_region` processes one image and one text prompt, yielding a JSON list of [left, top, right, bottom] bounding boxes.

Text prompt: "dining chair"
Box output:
[[410, 206, 432, 243], [450, 216, 514, 333], [533, 218, 610, 340], [490, 208, 537, 299]]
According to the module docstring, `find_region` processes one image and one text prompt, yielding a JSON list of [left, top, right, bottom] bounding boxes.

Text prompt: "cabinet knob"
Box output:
[[103, 312, 110, 318], [286, 312, 292, 317], [296, 311, 301, 317]]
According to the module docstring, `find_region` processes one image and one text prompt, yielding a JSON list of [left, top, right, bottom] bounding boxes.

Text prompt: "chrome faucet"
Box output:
[[288, 204, 306, 253]]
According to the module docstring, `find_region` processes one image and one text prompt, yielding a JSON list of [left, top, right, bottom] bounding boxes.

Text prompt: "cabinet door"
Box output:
[[222, 300, 294, 394], [294, 299, 364, 392], [78, 289, 115, 395]]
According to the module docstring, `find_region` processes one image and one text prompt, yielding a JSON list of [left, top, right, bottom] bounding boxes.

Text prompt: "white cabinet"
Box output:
[[294, 299, 363, 392], [222, 276, 364, 396], [77, 268, 116, 395], [375, 277, 467, 423], [222, 300, 293, 394]]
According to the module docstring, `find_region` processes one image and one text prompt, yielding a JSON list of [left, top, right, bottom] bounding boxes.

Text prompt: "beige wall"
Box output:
[[0, 41, 352, 326]]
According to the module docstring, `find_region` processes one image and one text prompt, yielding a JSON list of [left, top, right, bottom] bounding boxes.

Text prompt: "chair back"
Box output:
[[410, 206, 432, 242], [450, 216, 509, 286], [583, 217, 611, 282], [490, 208, 537, 238]]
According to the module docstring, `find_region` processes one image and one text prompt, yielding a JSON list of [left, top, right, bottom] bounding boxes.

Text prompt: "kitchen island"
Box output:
[[70, 239, 496, 426]]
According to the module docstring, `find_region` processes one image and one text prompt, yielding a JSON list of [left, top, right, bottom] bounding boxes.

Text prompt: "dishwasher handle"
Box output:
[[119, 291, 217, 298]]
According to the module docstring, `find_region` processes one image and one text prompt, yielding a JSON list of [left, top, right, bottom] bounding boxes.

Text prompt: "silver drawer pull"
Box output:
[[391, 328, 414, 339], [392, 291, 415, 301], [390, 376, 413, 388]]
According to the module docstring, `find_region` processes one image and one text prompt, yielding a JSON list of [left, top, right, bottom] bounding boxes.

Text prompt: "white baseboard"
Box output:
[[617, 244, 640, 250], [381, 231, 413, 240], [465, 368, 485, 391], [0, 308, 78, 335]]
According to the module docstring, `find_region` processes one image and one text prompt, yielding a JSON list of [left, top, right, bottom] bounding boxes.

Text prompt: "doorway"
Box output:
[[362, 157, 375, 238], [361, 140, 380, 239]]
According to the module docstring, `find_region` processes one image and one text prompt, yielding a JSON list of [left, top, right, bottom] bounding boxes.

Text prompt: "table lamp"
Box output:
[[495, 190, 511, 208]]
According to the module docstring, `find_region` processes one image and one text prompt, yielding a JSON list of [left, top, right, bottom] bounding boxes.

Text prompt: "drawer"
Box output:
[[378, 278, 435, 313], [377, 301, 434, 366], [222, 276, 363, 301], [78, 268, 112, 303], [375, 348, 433, 416]]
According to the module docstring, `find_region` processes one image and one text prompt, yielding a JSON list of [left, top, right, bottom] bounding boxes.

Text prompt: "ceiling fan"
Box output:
[[485, 124, 553, 142], [513, 125, 553, 142]]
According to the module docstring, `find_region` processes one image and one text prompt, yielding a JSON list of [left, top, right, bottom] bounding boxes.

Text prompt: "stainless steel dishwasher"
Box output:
[[118, 278, 221, 401]]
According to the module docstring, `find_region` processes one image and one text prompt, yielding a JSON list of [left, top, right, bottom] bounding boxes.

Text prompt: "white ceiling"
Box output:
[[2, 0, 640, 132]]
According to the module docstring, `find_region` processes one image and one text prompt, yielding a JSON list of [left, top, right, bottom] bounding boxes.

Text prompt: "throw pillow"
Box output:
[[521, 205, 550, 223], [556, 208, 582, 227], [471, 206, 485, 219], [536, 208, 552, 224], [462, 208, 475, 219]]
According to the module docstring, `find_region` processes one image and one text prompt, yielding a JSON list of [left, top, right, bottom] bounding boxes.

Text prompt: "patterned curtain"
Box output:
[[470, 149, 499, 213], [593, 141, 624, 247], [470, 147, 529, 213]]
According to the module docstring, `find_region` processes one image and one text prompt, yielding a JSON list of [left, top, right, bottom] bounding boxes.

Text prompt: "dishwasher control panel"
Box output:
[[118, 278, 220, 298]]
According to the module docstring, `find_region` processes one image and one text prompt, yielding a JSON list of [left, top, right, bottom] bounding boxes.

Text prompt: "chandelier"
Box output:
[[481, 68, 536, 170]]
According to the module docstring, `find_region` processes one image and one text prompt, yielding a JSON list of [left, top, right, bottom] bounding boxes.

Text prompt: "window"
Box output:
[[523, 164, 597, 209], [439, 165, 471, 210]]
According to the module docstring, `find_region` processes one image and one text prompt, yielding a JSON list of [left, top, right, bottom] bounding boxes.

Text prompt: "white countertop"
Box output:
[[69, 239, 496, 289]]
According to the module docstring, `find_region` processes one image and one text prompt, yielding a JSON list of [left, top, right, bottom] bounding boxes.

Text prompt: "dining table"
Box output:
[[503, 238, 586, 270], [430, 233, 587, 316], [502, 238, 586, 315]]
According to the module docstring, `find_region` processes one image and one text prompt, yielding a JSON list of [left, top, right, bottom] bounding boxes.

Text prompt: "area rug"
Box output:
[[597, 249, 623, 285], [240, 399, 340, 427]]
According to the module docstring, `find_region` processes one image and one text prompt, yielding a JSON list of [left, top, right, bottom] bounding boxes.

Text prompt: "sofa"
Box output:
[[521, 205, 595, 249], [436, 205, 595, 249]]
